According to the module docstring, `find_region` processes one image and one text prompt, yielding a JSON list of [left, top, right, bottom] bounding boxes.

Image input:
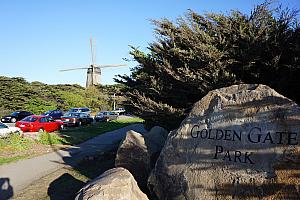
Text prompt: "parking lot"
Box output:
[[4, 122, 15, 127], [2, 114, 134, 135]]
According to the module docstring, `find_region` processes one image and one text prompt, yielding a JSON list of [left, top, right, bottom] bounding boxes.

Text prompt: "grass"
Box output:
[[0, 154, 31, 165], [0, 133, 36, 165], [38, 131, 68, 145], [0, 133, 34, 151], [0, 117, 144, 165], [56, 117, 144, 145]]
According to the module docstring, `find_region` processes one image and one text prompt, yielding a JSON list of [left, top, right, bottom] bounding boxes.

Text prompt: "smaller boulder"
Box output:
[[115, 130, 151, 190], [75, 167, 149, 200], [144, 126, 168, 153], [144, 126, 169, 167]]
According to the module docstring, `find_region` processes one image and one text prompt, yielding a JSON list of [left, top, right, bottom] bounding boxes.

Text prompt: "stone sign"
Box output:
[[148, 84, 300, 200]]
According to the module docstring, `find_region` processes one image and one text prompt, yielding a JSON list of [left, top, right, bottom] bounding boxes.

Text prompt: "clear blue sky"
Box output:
[[0, 0, 299, 86]]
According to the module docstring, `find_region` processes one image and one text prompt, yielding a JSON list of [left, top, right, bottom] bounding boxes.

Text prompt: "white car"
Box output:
[[112, 108, 125, 114], [0, 122, 22, 138]]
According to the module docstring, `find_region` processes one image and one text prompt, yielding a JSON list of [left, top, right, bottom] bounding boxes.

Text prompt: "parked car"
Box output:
[[95, 111, 118, 122], [61, 112, 93, 127], [0, 122, 22, 138], [68, 107, 91, 115], [1, 111, 33, 123], [42, 110, 63, 120], [16, 115, 64, 132], [112, 108, 126, 115], [94, 112, 104, 122]]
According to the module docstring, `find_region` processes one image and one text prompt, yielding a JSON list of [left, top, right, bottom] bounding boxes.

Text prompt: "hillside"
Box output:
[[0, 76, 123, 116]]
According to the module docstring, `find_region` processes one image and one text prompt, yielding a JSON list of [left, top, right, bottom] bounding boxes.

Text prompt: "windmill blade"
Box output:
[[96, 64, 127, 69], [59, 67, 90, 72], [90, 37, 96, 65]]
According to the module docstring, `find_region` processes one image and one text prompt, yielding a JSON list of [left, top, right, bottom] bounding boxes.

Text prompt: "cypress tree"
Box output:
[[116, 1, 300, 130]]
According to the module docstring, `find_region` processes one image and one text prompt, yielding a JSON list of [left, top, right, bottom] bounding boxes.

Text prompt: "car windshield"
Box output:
[[44, 111, 53, 115], [21, 116, 37, 122], [69, 108, 80, 112], [0, 123, 8, 129], [69, 108, 90, 113], [47, 118, 55, 122], [63, 112, 80, 117], [11, 111, 20, 116]]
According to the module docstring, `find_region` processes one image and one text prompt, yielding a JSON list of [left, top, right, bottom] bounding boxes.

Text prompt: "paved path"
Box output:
[[0, 123, 147, 199]]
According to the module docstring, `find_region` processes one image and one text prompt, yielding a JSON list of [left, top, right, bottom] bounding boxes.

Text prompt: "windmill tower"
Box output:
[[60, 38, 126, 87]]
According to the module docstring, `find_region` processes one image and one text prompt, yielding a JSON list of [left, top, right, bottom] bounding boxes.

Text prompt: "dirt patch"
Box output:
[[12, 150, 117, 200], [12, 166, 85, 200]]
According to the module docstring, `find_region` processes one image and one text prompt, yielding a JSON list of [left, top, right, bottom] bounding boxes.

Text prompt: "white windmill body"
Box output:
[[86, 65, 101, 87], [60, 38, 126, 87]]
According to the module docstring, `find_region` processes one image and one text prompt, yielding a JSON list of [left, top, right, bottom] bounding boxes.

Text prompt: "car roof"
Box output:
[[27, 115, 39, 117], [27, 115, 50, 118], [63, 112, 87, 115]]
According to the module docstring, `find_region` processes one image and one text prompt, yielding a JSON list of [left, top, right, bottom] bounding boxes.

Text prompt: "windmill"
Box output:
[[60, 38, 126, 88]]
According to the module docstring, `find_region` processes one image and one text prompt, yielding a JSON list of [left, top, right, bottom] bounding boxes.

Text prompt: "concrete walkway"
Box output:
[[0, 123, 147, 199]]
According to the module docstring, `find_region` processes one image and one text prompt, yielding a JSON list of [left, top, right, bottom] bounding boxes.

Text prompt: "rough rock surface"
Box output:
[[144, 126, 169, 167], [144, 126, 168, 153], [115, 130, 151, 190], [75, 167, 149, 200], [148, 84, 300, 200]]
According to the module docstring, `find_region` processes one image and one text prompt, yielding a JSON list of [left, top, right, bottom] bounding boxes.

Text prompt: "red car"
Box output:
[[16, 115, 64, 132]]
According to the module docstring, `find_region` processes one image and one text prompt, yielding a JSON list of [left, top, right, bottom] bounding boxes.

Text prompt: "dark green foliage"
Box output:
[[0, 76, 117, 115], [116, 1, 300, 130]]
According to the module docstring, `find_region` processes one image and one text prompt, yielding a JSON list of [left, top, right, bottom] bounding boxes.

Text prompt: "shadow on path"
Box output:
[[46, 123, 146, 200], [0, 178, 13, 200], [47, 147, 118, 200]]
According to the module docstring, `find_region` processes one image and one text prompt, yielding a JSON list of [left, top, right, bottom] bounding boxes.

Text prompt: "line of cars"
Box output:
[[0, 108, 92, 135], [0, 107, 125, 136]]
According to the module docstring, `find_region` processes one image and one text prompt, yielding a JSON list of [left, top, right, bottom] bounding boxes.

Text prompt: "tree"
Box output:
[[116, 1, 300, 130], [0, 76, 119, 116]]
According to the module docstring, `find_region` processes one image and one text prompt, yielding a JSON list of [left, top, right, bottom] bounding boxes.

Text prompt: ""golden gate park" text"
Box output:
[[190, 126, 299, 164]]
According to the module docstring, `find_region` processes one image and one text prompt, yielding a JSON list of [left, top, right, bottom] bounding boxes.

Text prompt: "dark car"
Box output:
[[1, 111, 33, 123], [94, 112, 104, 122], [94, 111, 118, 122], [42, 110, 63, 120], [61, 112, 93, 127]]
